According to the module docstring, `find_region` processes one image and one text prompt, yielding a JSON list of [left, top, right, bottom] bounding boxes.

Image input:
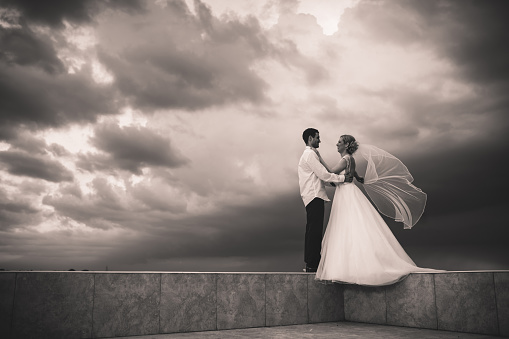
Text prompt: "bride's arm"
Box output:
[[317, 154, 333, 172], [354, 171, 364, 183], [315, 154, 343, 186], [316, 152, 346, 174], [329, 158, 347, 174]]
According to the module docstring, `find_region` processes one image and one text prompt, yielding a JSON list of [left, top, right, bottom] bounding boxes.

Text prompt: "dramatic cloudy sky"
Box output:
[[1, 0, 508, 272]]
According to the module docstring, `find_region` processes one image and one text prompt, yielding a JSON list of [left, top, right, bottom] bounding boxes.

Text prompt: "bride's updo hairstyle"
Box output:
[[341, 135, 359, 154]]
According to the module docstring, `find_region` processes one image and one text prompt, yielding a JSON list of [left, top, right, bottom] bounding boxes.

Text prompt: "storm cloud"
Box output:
[[77, 122, 189, 174], [0, 0, 144, 27], [96, 0, 272, 111], [0, 150, 73, 182]]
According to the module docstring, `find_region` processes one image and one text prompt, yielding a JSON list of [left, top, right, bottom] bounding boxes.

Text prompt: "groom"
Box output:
[[298, 128, 352, 272]]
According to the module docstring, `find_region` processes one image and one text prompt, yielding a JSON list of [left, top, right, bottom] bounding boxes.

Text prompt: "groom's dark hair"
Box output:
[[302, 128, 319, 144]]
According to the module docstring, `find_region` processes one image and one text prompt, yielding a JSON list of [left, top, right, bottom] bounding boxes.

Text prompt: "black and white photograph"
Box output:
[[1, 0, 508, 338]]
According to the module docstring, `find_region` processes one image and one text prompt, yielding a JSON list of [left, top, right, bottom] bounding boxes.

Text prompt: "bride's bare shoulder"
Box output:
[[343, 154, 354, 162]]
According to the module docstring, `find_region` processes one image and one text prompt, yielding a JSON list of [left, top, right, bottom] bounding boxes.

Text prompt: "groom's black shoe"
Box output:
[[305, 266, 317, 273]]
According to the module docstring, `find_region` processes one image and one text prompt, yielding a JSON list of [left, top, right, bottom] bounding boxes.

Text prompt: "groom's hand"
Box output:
[[345, 174, 353, 183]]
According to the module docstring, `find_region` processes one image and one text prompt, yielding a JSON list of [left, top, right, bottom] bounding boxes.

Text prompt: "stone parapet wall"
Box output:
[[1, 271, 508, 338], [0, 272, 343, 339]]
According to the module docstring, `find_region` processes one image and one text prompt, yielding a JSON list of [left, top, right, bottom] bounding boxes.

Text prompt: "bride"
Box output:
[[315, 135, 438, 286]]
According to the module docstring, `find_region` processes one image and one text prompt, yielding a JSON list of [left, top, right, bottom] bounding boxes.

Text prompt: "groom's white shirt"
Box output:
[[298, 146, 345, 206]]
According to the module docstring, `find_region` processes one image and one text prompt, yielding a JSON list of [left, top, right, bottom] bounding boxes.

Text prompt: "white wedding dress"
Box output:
[[316, 151, 438, 286]]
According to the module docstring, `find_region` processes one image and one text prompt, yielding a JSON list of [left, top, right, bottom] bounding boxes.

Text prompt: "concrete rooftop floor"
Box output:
[[111, 322, 502, 339]]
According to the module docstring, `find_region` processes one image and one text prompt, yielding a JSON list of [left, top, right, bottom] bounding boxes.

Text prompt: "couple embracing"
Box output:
[[298, 128, 438, 286]]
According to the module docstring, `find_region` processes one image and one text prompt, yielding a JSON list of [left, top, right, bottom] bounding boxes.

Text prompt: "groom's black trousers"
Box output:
[[305, 198, 325, 268]]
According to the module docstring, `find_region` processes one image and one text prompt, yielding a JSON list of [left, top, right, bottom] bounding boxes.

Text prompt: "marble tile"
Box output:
[[265, 274, 307, 326], [494, 272, 509, 337], [93, 273, 160, 338], [435, 272, 498, 335], [0, 273, 16, 337], [217, 274, 265, 330], [386, 274, 437, 329], [307, 275, 344, 323], [344, 285, 386, 324], [160, 273, 216, 333], [11, 272, 94, 339]]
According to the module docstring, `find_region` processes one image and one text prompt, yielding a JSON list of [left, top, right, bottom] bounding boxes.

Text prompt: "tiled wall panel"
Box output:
[[11, 272, 93, 339], [92, 273, 160, 338], [386, 274, 437, 329], [160, 273, 216, 333], [307, 276, 344, 323], [266, 274, 307, 326], [344, 285, 386, 324], [0, 273, 16, 338], [433, 273, 498, 335], [216, 274, 266, 330]]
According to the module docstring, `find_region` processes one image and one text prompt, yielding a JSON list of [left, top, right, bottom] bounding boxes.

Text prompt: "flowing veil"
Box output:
[[353, 144, 426, 229]]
